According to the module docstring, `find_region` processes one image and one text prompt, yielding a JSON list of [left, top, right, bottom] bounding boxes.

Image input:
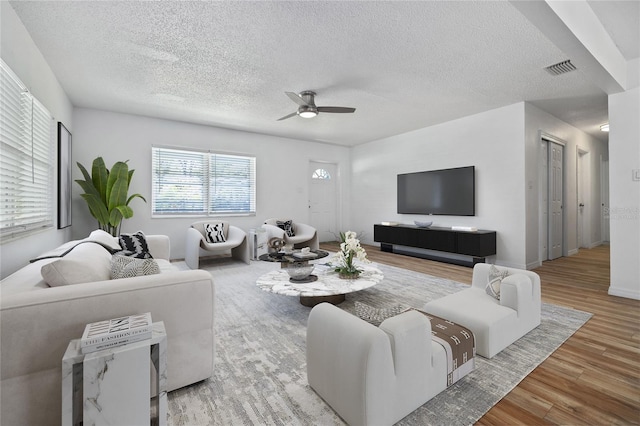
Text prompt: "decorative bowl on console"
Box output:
[[414, 221, 433, 228]]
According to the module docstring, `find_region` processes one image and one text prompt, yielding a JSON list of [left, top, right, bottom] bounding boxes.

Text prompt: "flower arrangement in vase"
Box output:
[[333, 231, 370, 279]]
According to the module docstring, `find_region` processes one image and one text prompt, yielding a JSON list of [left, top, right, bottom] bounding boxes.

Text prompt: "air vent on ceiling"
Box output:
[[545, 60, 577, 76]]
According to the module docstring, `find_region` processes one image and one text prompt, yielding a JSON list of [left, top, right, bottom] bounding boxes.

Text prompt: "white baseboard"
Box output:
[[608, 287, 640, 300], [527, 260, 542, 270], [568, 248, 579, 256]]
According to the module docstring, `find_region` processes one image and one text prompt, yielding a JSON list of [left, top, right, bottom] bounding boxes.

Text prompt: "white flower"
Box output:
[[334, 231, 370, 273], [345, 238, 359, 251]]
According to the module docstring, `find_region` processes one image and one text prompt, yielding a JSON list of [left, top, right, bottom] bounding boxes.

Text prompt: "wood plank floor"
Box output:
[[320, 242, 640, 425]]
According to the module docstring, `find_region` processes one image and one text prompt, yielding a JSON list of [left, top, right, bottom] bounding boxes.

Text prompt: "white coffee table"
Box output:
[[256, 263, 384, 307]]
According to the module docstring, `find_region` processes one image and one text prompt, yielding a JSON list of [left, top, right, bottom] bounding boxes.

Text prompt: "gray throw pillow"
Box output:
[[355, 301, 405, 326], [486, 265, 509, 299], [111, 255, 160, 279]]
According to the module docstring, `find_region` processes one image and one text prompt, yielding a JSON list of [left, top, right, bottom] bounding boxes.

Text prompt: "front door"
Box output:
[[308, 161, 338, 242]]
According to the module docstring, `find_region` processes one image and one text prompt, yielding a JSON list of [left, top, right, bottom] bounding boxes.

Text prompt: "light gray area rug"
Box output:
[[168, 258, 592, 425]]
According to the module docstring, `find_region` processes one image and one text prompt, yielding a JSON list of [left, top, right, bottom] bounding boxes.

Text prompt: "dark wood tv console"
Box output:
[[373, 224, 496, 267]]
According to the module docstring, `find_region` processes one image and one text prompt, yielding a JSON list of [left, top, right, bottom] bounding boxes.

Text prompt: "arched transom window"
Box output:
[[311, 168, 331, 180]]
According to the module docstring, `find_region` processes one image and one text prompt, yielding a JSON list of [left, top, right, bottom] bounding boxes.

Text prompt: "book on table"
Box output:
[[81, 312, 152, 354], [292, 251, 318, 259]]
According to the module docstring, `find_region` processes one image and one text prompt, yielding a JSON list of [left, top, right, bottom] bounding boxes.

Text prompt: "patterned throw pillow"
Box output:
[[355, 301, 405, 327], [276, 220, 295, 237], [110, 255, 160, 279], [486, 265, 509, 300], [118, 231, 153, 259], [204, 223, 226, 243]]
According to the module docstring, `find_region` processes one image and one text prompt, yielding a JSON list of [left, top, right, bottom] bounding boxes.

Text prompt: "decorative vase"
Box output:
[[338, 271, 360, 280]]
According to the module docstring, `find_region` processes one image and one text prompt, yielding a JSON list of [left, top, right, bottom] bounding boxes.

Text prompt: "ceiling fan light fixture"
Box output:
[[277, 90, 354, 121], [600, 123, 609, 132], [298, 105, 318, 118]]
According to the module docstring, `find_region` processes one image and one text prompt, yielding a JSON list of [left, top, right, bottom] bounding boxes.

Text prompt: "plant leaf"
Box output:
[[114, 205, 134, 220], [108, 208, 123, 227], [75, 179, 101, 198], [77, 162, 92, 183], [80, 193, 110, 225], [126, 193, 147, 205], [107, 162, 130, 210], [91, 157, 109, 204]]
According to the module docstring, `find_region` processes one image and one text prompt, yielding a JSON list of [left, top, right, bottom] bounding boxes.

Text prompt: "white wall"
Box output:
[[524, 103, 608, 268], [72, 108, 352, 260], [351, 103, 527, 268], [608, 87, 640, 300], [0, 2, 74, 278]]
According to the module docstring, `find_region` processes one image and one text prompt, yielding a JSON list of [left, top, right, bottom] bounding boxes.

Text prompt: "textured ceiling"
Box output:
[[8, 1, 636, 146]]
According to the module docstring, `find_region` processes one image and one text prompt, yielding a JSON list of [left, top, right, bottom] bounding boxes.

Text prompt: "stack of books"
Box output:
[[80, 312, 152, 354], [293, 251, 318, 259]]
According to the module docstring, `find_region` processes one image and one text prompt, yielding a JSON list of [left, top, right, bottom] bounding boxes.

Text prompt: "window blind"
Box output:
[[152, 146, 256, 216], [0, 60, 54, 240]]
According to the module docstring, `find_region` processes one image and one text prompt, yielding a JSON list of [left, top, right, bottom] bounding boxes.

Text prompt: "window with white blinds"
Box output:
[[0, 60, 55, 241], [152, 146, 256, 216]]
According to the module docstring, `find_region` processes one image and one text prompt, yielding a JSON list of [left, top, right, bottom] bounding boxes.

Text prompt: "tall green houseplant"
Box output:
[[76, 157, 146, 236]]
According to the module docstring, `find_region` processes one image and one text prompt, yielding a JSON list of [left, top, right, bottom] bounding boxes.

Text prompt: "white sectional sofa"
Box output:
[[0, 230, 215, 426]]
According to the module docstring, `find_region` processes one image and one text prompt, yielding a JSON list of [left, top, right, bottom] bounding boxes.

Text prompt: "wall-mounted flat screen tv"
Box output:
[[397, 166, 475, 216]]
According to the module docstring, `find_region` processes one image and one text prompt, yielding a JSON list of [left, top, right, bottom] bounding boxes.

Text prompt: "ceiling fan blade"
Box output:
[[285, 92, 309, 107], [317, 106, 356, 114], [277, 111, 298, 121]]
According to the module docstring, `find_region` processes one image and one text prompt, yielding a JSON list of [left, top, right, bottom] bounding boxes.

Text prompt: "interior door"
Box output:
[[601, 158, 610, 242], [308, 162, 338, 242], [548, 142, 564, 260], [577, 149, 590, 248], [540, 142, 549, 261]]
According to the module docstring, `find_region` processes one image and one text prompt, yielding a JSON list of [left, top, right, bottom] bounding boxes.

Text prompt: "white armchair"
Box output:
[[262, 218, 319, 250], [306, 303, 448, 426], [423, 263, 541, 358], [185, 221, 249, 269]]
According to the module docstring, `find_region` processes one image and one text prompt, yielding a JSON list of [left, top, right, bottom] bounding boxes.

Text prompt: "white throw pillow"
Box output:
[[87, 229, 121, 250], [41, 242, 112, 287]]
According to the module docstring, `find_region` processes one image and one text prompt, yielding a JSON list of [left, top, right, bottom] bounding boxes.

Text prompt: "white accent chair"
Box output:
[[262, 218, 319, 250], [423, 263, 541, 358], [185, 221, 249, 269], [306, 303, 448, 426]]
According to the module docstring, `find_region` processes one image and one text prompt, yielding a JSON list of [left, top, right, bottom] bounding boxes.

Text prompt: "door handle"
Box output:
[[579, 203, 585, 207]]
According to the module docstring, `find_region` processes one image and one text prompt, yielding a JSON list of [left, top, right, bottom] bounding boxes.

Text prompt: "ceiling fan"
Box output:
[[277, 91, 356, 121]]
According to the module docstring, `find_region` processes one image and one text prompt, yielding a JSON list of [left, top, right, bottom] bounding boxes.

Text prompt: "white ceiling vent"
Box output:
[[545, 60, 577, 76]]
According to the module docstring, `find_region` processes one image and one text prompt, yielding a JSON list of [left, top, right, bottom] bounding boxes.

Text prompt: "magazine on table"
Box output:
[[80, 312, 152, 354]]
